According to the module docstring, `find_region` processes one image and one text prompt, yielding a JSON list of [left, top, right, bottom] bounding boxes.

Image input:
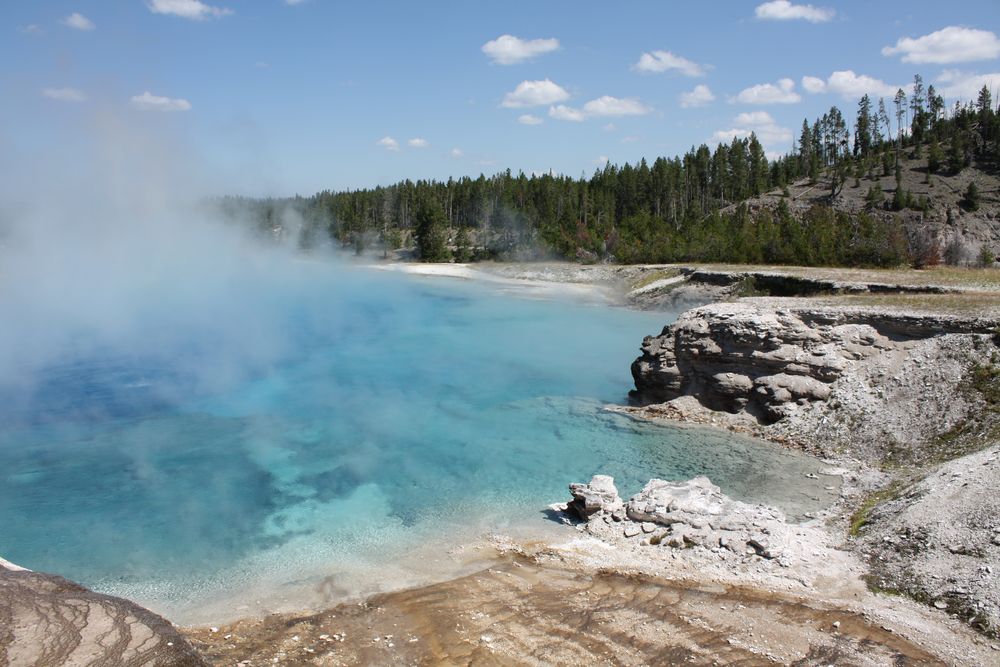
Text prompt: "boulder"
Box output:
[[567, 475, 623, 519]]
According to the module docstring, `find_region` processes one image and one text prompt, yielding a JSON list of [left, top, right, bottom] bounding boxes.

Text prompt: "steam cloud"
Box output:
[[0, 110, 351, 414]]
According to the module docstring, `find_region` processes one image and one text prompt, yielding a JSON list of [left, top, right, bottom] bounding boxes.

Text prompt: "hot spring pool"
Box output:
[[0, 264, 837, 623]]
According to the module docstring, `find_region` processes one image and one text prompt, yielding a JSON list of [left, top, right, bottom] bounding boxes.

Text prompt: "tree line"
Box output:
[[218, 77, 999, 268]]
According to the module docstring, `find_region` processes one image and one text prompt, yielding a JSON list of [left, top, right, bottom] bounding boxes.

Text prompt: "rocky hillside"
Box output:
[[860, 443, 1000, 637], [735, 156, 1000, 266], [627, 294, 1000, 638]]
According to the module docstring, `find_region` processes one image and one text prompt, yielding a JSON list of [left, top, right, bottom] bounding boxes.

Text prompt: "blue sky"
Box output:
[[2, 1, 999, 196]]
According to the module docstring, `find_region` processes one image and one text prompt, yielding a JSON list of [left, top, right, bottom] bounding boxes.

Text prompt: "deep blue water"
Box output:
[[0, 264, 834, 621]]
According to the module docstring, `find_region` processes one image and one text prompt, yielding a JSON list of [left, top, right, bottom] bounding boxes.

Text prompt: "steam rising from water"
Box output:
[[0, 112, 327, 405], [0, 115, 839, 623]]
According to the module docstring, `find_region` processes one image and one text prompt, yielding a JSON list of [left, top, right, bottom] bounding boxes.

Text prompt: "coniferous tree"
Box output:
[[855, 94, 874, 158], [927, 135, 943, 174], [910, 75, 927, 145], [748, 133, 769, 196], [453, 224, 473, 262], [414, 193, 451, 262], [927, 85, 944, 134], [893, 88, 907, 160], [962, 182, 981, 212]]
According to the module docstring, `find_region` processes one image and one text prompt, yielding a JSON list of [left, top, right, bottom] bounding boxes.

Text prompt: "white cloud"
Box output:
[[602, 123, 617, 132], [621, 136, 639, 144], [594, 155, 609, 166], [801, 76, 826, 93], [407, 138, 429, 148], [734, 111, 775, 125], [42, 87, 86, 102], [376, 136, 400, 151], [450, 148, 464, 158], [482, 34, 559, 65], [502, 79, 570, 108], [62, 12, 95, 31], [147, 0, 233, 20], [548, 104, 586, 122], [284, 0, 307, 4], [130, 91, 191, 111], [633, 50, 705, 76], [711, 111, 792, 153], [734, 77, 800, 104], [582, 96, 651, 117], [754, 1, 834, 23], [800, 70, 898, 99], [935, 70, 1000, 100], [20, 24, 44, 35], [882, 26, 1000, 64], [680, 84, 715, 108], [547, 96, 652, 122], [518, 114, 543, 125]]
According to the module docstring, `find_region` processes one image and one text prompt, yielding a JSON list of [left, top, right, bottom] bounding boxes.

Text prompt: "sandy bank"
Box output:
[[365, 261, 620, 304]]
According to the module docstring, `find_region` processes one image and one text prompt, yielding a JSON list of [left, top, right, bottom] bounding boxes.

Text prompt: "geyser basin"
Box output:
[[0, 265, 836, 623]]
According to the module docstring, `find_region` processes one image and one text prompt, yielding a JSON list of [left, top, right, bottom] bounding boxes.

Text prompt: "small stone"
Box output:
[[641, 522, 657, 533], [934, 600, 948, 609], [832, 621, 840, 630], [210, 627, 219, 633], [624, 524, 641, 538]]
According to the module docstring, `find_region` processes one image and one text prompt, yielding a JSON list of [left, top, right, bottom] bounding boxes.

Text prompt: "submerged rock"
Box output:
[[567, 474, 624, 519], [0, 558, 207, 666]]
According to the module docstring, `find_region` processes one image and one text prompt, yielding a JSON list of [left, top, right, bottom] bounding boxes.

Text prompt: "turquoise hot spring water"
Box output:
[[0, 261, 836, 623]]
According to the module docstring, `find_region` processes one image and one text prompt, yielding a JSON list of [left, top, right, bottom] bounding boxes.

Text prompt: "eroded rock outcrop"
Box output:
[[0, 558, 206, 666], [630, 301, 996, 435], [566, 475, 803, 561]]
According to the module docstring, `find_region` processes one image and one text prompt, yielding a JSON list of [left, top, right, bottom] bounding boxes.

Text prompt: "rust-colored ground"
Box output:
[[185, 556, 944, 666]]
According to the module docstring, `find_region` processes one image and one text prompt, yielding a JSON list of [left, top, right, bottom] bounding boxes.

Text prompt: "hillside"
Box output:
[[732, 151, 1000, 267], [220, 84, 1000, 270]]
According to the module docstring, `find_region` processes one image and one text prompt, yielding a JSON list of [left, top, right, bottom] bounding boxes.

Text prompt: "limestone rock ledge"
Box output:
[[629, 300, 997, 460], [566, 475, 799, 562], [1, 558, 206, 666]]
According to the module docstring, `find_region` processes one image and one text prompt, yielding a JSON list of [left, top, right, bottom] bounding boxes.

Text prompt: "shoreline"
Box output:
[[363, 261, 623, 304], [7, 260, 999, 664], [183, 261, 1000, 664]]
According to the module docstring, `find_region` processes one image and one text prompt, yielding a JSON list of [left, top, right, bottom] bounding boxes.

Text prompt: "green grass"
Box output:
[[809, 293, 1000, 316], [629, 268, 681, 291], [729, 276, 768, 298], [673, 263, 1000, 290], [849, 482, 906, 537]]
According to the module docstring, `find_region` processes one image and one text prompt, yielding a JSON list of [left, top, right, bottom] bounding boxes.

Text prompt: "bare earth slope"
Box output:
[[0, 559, 206, 666]]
